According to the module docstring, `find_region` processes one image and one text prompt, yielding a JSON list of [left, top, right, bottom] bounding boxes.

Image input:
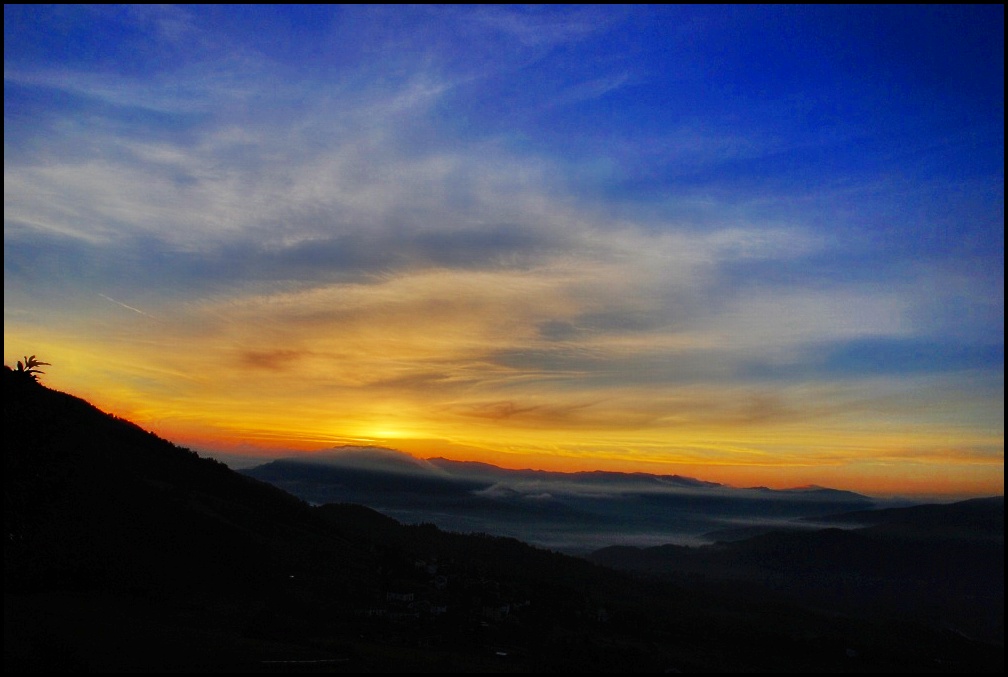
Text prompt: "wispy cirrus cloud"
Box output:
[[4, 5, 1002, 495]]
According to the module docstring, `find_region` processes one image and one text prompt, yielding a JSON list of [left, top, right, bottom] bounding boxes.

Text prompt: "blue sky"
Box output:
[[4, 5, 1003, 495]]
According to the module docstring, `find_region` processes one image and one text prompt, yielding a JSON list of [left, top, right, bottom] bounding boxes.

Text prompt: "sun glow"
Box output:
[[4, 5, 1002, 501], [364, 427, 416, 441]]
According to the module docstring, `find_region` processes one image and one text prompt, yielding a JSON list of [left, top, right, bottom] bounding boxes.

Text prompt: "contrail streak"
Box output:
[[99, 294, 154, 318]]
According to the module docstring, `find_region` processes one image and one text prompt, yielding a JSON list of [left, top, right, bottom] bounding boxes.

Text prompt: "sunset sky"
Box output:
[[4, 5, 1003, 497]]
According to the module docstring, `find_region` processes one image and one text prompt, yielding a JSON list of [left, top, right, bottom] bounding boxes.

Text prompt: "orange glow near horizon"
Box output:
[[130, 427, 1007, 499], [5, 4, 1004, 511], [5, 260, 1003, 502], [12, 332, 999, 500]]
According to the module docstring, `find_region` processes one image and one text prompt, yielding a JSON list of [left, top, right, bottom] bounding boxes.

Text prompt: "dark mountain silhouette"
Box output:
[[588, 497, 1004, 646], [809, 496, 1005, 539], [759, 483, 875, 502], [4, 366, 1002, 672], [427, 456, 726, 489]]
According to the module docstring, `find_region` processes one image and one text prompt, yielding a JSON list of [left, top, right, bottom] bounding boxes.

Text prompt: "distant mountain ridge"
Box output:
[[282, 446, 868, 497], [287, 445, 449, 475], [246, 444, 876, 504], [751, 483, 873, 500], [266, 447, 883, 499], [243, 445, 877, 553], [426, 455, 728, 489], [810, 495, 1005, 536]]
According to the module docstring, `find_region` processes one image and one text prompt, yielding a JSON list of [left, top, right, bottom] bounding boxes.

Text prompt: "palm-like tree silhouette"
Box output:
[[15, 355, 50, 382]]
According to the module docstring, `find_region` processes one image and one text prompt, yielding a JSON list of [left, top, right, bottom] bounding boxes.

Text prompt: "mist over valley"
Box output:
[[242, 446, 892, 555]]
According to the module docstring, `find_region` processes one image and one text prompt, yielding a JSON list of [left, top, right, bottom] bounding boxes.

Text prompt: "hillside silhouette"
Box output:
[[588, 496, 1004, 645], [4, 366, 1003, 672]]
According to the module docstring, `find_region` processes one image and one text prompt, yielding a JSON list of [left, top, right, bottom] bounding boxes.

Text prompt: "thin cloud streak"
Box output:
[[98, 294, 153, 318]]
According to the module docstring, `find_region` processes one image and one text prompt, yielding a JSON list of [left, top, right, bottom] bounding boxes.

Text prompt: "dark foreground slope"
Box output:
[[589, 497, 1004, 646], [4, 367, 1002, 673]]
